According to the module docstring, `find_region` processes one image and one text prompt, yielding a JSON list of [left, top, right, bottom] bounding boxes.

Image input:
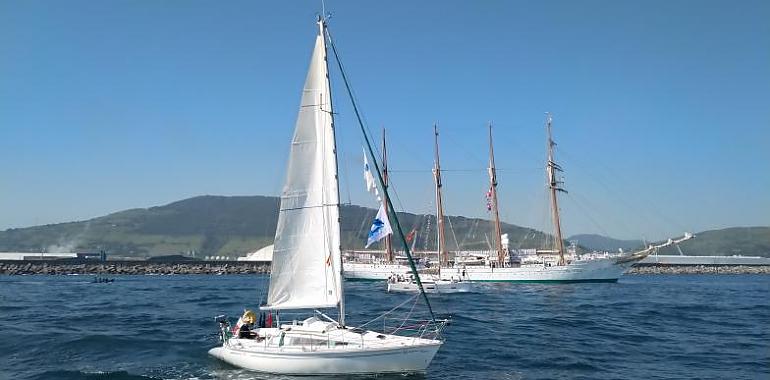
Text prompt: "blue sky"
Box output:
[[1, 0, 768, 240]]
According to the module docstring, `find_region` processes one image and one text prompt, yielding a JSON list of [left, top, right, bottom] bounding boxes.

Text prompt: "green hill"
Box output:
[[567, 234, 644, 252], [2, 196, 767, 258], [0, 195, 550, 258], [656, 227, 770, 257], [568, 229, 770, 257]]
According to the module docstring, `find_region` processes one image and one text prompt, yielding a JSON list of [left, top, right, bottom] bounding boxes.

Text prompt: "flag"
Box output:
[[363, 149, 380, 201], [406, 228, 417, 243], [365, 203, 393, 248], [485, 186, 493, 211]]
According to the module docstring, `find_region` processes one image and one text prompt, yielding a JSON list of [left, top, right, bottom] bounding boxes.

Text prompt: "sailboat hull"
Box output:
[[441, 256, 636, 283], [209, 341, 441, 375]]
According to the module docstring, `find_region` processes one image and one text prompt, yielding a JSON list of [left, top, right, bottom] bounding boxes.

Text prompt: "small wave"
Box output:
[[27, 370, 161, 380]]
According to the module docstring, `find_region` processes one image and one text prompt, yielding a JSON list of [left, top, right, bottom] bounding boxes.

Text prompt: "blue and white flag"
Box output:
[[365, 203, 393, 248], [363, 149, 381, 202]]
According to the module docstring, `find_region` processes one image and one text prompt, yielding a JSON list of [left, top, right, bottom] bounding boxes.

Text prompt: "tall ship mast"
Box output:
[[382, 128, 394, 263], [487, 123, 505, 267], [433, 125, 449, 267], [545, 113, 567, 266]]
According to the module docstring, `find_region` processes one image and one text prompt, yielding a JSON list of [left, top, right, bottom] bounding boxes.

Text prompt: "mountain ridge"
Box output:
[[0, 195, 550, 257], [1, 195, 768, 258]]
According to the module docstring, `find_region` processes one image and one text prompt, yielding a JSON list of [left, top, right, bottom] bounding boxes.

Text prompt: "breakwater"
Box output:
[[1, 260, 769, 275], [0, 260, 269, 275], [628, 264, 770, 275]]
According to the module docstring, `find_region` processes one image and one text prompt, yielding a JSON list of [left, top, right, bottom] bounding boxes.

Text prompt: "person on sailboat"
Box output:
[[238, 322, 256, 339], [235, 310, 257, 339]]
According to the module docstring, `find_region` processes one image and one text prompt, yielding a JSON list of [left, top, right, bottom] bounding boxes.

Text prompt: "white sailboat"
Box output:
[[440, 116, 693, 283], [209, 16, 446, 374], [388, 125, 474, 293]]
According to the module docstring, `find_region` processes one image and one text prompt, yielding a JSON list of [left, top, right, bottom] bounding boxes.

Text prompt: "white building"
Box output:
[[237, 245, 274, 262], [0, 252, 78, 260]]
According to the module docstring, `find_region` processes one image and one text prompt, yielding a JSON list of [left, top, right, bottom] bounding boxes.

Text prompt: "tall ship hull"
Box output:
[[441, 256, 635, 283], [343, 262, 422, 281], [439, 233, 693, 283]]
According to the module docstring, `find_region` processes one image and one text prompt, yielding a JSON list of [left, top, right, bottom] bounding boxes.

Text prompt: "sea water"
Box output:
[[1, 274, 767, 380]]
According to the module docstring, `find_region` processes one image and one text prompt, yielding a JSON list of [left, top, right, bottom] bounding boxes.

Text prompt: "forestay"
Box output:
[[263, 27, 342, 310]]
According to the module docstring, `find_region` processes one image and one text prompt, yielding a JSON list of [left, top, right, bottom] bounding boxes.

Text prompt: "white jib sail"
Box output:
[[264, 28, 342, 310]]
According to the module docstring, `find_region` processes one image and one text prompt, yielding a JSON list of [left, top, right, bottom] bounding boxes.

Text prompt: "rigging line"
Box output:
[[376, 165, 412, 224], [328, 53, 382, 165], [448, 217, 462, 251], [326, 26, 436, 322], [390, 169, 490, 173], [459, 217, 472, 248], [536, 187, 551, 250], [356, 208, 377, 247], [393, 292, 422, 333], [441, 126, 488, 167], [354, 293, 419, 329], [569, 190, 632, 239], [558, 147, 687, 235], [563, 193, 612, 239], [557, 148, 654, 229], [393, 171, 437, 216]]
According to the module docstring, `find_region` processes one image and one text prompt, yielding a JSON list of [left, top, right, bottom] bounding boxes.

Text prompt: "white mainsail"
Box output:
[[263, 27, 342, 310]]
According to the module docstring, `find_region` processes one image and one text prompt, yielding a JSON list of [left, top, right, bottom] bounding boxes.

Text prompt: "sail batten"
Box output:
[[264, 27, 342, 311]]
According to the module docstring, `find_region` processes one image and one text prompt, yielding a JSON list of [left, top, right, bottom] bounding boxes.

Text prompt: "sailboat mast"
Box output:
[[433, 125, 449, 268], [545, 114, 566, 266], [488, 123, 505, 266], [382, 128, 394, 263], [319, 17, 346, 326]]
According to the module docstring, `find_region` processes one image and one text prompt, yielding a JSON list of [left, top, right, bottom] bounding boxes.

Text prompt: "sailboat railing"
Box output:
[[383, 317, 448, 340], [225, 325, 446, 353]]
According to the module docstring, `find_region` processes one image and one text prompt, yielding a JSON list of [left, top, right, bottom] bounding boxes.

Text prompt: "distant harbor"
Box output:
[[0, 259, 767, 276], [630, 264, 770, 275], [0, 260, 269, 275]]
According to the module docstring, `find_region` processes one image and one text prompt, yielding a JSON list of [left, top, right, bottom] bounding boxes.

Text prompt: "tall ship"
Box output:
[[209, 15, 446, 374], [440, 116, 692, 283]]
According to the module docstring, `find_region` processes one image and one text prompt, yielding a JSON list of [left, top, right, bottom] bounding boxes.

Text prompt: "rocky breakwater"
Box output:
[[0, 260, 270, 275], [629, 265, 770, 275]]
